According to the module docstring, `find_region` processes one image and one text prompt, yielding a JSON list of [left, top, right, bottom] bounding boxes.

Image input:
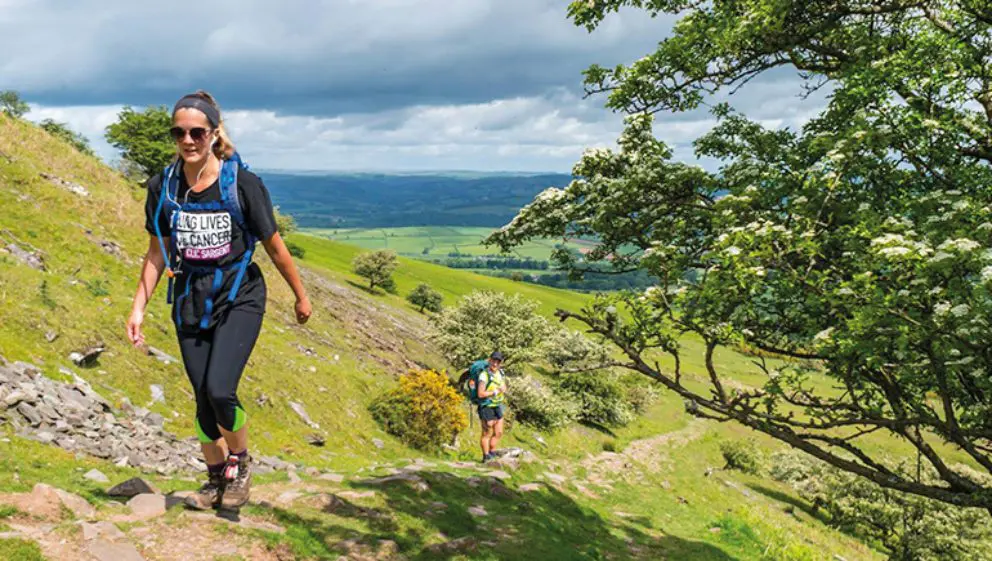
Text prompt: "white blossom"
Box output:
[[934, 302, 952, 316], [950, 304, 970, 317], [813, 327, 834, 341], [536, 187, 566, 202], [981, 266, 992, 283], [945, 356, 975, 367], [871, 233, 908, 246], [879, 247, 911, 257], [938, 238, 980, 253], [929, 251, 954, 264], [725, 246, 741, 256]]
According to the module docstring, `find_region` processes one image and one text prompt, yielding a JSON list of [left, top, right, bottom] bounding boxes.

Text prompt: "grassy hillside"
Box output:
[[0, 113, 887, 560]]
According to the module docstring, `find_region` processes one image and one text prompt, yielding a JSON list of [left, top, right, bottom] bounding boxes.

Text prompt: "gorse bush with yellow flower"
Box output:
[[369, 369, 468, 452]]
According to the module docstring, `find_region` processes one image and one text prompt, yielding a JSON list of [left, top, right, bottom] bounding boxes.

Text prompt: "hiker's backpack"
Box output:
[[151, 152, 258, 331], [462, 359, 491, 406]]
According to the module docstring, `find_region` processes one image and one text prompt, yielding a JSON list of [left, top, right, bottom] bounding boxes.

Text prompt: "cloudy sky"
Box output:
[[1, 0, 820, 172]]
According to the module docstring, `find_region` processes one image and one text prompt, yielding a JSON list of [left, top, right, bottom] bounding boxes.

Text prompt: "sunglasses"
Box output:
[[169, 126, 212, 142]]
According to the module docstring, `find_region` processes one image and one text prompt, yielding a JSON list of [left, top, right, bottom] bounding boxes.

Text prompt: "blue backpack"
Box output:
[[151, 153, 258, 331], [462, 359, 492, 406]]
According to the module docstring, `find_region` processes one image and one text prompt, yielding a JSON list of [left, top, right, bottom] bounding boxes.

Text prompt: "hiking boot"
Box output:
[[184, 472, 225, 510], [221, 454, 252, 509]]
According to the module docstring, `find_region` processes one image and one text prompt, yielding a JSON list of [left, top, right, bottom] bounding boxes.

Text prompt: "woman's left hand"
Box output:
[[295, 296, 312, 324]]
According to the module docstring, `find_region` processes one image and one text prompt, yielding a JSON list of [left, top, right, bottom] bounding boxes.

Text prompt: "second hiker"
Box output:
[[461, 351, 508, 462]]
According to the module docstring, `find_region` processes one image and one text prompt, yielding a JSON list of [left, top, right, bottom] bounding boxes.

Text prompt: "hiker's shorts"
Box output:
[[478, 404, 505, 423]]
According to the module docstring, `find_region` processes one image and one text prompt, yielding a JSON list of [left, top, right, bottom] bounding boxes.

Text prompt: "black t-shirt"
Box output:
[[144, 164, 278, 331]]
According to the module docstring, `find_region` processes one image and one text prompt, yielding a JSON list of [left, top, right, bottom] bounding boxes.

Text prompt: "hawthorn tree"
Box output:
[[0, 90, 28, 118], [431, 290, 553, 370], [352, 249, 398, 292], [488, 1, 992, 510], [407, 283, 443, 314], [104, 105, 173, 180]]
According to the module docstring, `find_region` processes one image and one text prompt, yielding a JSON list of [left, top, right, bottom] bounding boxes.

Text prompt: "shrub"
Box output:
[[274, 206, 297, 236], [506, 375, 579, 432], [720, 439, 764, 475], [430, 290, 553, 369], [541, 328, 611, 372], [368, 369, 467, 452], [558, 371, 635, 428], [0, 90, 28, 119], [84, 279, 110, 297], [352, 249, 398, 292], [770, 450, 992, 560], [285, 241, 306, 259], [381, 276, 398, 294], [39, 119, 94, 156], [407, 283, 443, 314], [624, 382, 660, 415]]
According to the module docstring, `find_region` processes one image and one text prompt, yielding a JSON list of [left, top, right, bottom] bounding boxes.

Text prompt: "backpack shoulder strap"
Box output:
[[154, 162, 181, 304], [219, 157, 247, 228]]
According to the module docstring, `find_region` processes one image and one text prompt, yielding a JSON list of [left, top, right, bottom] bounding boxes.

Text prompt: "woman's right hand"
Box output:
[[126, 308, 145, 347]]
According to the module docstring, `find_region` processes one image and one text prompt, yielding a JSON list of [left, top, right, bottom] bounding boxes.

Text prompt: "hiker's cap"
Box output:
[[490, 351, 505, 361]]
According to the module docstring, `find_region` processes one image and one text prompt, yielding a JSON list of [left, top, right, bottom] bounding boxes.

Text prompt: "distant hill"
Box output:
[[258, 170, 573, 228]]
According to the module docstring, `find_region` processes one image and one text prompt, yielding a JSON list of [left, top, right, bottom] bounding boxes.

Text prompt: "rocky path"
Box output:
[[0, 450, 539, 561]]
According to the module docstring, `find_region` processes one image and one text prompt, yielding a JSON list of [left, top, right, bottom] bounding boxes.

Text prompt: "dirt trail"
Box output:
[[577, 420, 708, 486]]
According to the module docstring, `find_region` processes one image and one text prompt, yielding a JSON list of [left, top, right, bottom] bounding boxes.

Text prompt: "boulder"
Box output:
[[126, 493, 166, 520], [84, 469, 109, 483], [54, 488, 96, 519], [108, 477, 159, 498], [69, 346, 105, 367], [4, 243, 45, 271]]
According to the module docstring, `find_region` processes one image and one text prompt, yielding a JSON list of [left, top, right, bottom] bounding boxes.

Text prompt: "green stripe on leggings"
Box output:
[[232, 406, 247, 432], [194, 418, 213, 444]]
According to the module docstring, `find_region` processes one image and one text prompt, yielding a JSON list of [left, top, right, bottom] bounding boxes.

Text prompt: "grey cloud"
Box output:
[[1, 0, 669, 115]]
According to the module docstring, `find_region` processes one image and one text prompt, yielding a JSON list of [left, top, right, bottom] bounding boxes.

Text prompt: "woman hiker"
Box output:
[[126, 91, 312, 510], [475, 351, 508, 462]]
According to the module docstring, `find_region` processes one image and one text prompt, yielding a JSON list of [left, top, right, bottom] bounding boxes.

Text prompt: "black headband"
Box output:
[[172, 95, 220, 127]]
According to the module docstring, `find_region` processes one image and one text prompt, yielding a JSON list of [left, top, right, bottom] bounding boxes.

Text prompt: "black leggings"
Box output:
[[177, 309, 263, 444]]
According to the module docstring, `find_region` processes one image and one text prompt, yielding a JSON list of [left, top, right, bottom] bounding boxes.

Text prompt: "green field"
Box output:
[[306, 226, 597, 260]]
